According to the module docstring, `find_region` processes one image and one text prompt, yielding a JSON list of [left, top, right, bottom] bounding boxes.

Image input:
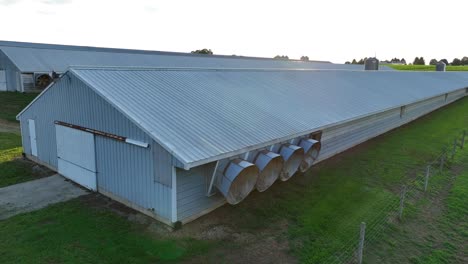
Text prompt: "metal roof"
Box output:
[[0, 41, 393, 72], [54, 68, 468, 169]]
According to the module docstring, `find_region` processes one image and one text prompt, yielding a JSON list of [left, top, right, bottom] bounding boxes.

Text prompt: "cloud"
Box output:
[[40, 0, 72, 5], [0, 0, 21, 5]]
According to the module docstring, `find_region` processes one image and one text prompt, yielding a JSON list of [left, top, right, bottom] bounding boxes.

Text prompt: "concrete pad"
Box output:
[[0, 174, 88, 220]]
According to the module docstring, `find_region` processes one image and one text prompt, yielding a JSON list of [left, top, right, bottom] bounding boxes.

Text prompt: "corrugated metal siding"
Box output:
[[176, 162, 224, 222], [176, 91, 466, 222], [0, 50, 21, 91], [96, 136, 172, 219], [18, 74, 173, 221], [71, 68, 468, 168]]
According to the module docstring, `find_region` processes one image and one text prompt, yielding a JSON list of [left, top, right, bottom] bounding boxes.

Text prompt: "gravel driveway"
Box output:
[[0, 174, 88, 220]]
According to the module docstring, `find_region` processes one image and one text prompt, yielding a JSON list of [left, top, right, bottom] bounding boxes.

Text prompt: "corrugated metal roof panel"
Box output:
[[68, 68, 468, 168], [0, 41, 393, 72]]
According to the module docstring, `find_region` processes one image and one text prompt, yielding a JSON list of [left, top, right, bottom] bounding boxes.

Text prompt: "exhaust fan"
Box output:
[[217, 159, 259, 205]]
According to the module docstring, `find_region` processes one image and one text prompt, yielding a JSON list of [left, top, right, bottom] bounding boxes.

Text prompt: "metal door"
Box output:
[[0, 70, 6, 91], [56, 124, 97, 191], [28, 119, 38, 156]]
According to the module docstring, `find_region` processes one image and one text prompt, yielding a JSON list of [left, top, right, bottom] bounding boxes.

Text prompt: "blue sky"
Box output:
[[0, 0, 466, 63]]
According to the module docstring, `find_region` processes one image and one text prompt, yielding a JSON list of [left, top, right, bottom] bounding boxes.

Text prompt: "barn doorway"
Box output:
[[28, 119, 38, 156], [55, 124, 97, 191]]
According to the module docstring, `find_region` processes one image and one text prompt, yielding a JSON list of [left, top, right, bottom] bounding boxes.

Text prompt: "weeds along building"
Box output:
[[17, 67, 468, 226], [0, 41, 390, 92]]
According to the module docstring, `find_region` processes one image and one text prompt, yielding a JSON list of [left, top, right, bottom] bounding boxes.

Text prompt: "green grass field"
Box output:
[[0, 93, 467, 263], [388, 65, 468, 71], [0, 92, 53, 187], [0, 92, 37, 123]]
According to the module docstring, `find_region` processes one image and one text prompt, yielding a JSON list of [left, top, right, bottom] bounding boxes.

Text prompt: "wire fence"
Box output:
[[324, 129, 467, 264]]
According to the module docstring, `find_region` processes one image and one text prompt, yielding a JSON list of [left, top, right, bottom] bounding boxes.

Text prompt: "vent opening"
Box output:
[[298, 139, 322, 172], [217, 159, 259, 205], [279, 144, 304, 181], [35, 74, 52, 89], [253, 150, 284, 192]]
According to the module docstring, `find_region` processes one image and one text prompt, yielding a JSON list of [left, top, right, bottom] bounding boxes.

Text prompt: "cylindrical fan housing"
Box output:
[[217, 159, 259, 205], [253, 150, 284, 192], [279, 144, 304, 181], [298, 139, 321, 172]]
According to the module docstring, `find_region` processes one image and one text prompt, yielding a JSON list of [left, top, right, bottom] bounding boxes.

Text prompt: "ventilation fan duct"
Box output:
[[279, 144, 304, 181], [298, 139, 322, 172], [253, 150, 284, 192], [217, 159, 259, 205]]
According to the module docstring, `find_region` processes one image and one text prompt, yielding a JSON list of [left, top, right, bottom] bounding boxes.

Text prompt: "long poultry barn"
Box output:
[[17, 67, 468, 226], [0, 40, 389, 92]]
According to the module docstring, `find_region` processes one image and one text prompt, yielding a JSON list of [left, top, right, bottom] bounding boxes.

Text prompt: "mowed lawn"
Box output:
[[388, 64, 468, 71], [0, 92, 37, 122], [0, 92, 53, 187], [0, 92, 467, 263]]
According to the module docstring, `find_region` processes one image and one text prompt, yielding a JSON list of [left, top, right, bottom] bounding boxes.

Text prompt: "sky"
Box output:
[[0, 0, 466, 63]]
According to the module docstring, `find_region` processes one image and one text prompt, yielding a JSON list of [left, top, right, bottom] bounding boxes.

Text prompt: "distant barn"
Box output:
[[17, 67, 468, 226], [0, 41, 392, 92]]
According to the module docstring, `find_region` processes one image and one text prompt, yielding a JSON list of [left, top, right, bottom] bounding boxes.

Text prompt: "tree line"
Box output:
[[347, 57, 468, 66], [191, 49, 468, 66]]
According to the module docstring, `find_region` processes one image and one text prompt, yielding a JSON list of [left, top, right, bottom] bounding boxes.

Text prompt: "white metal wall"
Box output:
[[0, 50, 21, 92]]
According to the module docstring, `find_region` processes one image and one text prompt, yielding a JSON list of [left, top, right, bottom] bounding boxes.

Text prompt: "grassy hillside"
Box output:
[[388, 65, 468, 71]]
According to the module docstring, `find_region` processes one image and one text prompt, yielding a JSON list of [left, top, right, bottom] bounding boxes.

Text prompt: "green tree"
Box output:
[[345, 61, 351, 64], [351, 59, 357, 64], [429, 59, 438, 65], [461, 56, 468, 66], [274, 55, 289, 60], [300, 56, 309, 61], [413, 57, 425, 65], [451, 58, 461, 66], [191, 49, 213, 55]]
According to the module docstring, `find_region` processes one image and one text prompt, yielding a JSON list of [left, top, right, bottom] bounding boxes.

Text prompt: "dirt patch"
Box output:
[[182, 220, 296, 264], [75, 192, 296, 263]]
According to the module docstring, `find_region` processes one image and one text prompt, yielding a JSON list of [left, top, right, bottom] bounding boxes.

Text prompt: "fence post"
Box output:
[[399, 185, 407, 220], [357, 222, 366, 264], [424, 165, 430, 192], [451, 139, 457, 159], [440, 152, 445, 171], [461, 130, 466, 149]]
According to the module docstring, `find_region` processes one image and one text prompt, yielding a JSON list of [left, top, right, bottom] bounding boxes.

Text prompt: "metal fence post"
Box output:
[[461, 130, 466, 149], [424, 165, 430, 192], [452, 139, 457, 159], [440, 152, 445, 171], [399, 185, 407, 220], [357, 222, 366, 264]]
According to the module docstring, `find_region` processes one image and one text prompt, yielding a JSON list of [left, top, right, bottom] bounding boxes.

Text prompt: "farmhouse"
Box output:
[[16, 67, 468, 226], [0, 41, 390, 92]]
